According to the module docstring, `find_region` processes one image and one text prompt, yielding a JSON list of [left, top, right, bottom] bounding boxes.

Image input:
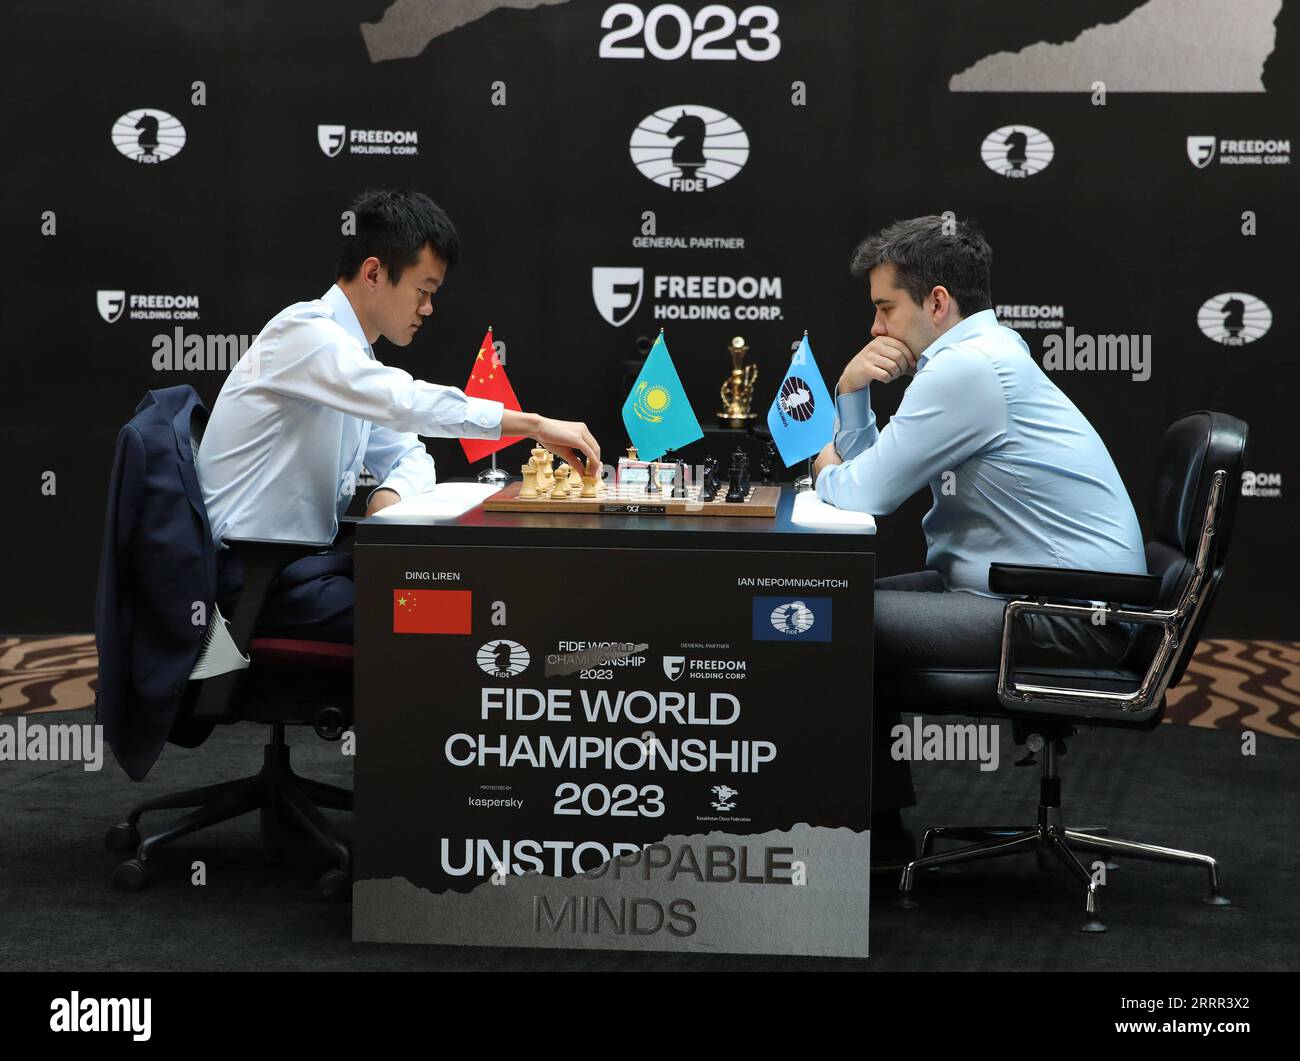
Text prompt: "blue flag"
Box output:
[[766, 333, 836, 466], [621, 331, 703, 460]]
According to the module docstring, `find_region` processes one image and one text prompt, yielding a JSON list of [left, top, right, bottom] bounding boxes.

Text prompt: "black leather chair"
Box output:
[[880, 411, 1248, 931], [105, 542, 356, 902]]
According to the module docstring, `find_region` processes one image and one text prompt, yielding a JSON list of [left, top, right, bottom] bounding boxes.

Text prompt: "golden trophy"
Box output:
[[718, 336, 758, 428]]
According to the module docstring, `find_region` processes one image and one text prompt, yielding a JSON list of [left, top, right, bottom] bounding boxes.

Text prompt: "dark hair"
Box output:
[[849, 216, 992, 316], [336, 189, 461, 283]]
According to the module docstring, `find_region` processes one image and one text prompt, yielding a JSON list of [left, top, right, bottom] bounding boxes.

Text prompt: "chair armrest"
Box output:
[[988, 563, 1162, 606], [191, 537, 329, 720]]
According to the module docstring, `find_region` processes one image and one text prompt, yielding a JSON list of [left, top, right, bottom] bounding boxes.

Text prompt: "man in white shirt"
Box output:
[[197, 189, 601, 642]]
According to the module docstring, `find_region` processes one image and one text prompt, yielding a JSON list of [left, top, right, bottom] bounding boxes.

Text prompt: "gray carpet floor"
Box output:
[[0, 710, 1295, 971]]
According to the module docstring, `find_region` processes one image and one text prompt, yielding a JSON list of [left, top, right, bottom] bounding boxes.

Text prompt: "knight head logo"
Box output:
[[981, 125, 1053, 178], [1197, 292, 1271, 345], [1187, 135, 1217, 169], [97, 290, 126, 324], [662, 656, 686, 681], [112, 109, 186, 163], [475, 639, 530, 678], [630, 104, 749, 192], [770, 600, 815, 636], [779, 377, 815, 422], [592, 267, 644, 327], [317, 124, 347, 158]]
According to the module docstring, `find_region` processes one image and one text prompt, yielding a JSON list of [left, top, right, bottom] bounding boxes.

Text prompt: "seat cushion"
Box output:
[[248, 637, 354, 671]]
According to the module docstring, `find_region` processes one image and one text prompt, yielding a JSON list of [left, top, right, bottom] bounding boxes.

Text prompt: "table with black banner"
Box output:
[[352, 483, 876, 957]]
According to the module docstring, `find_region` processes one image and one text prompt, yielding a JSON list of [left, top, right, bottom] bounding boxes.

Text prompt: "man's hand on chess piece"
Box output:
[[838, 336, 917, 394], [813, 441, 843, 480], [508, 413, 601, 479]]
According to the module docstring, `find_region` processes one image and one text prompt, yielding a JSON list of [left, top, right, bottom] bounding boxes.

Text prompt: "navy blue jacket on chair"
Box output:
[[95, 386, 216, 781]]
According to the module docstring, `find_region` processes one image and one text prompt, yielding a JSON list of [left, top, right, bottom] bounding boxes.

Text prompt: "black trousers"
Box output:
[[871, 569, 1137, 816], [216, 548, 355, 645]]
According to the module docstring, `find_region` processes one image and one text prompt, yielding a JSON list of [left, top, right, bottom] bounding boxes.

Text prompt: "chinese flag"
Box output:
[[459, 327, 525, 463], [392, 589, 473, 635]]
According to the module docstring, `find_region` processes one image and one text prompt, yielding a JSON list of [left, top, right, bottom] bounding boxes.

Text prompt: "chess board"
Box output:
[[482, 481, 780, 517]]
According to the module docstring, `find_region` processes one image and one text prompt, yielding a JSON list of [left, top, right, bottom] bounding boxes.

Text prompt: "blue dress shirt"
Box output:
[[197, 284, 504, 547], [815, 309, 1146, 596]]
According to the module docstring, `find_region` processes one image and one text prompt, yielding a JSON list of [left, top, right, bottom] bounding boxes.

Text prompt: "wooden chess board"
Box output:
[[482, 481, 780, 517]]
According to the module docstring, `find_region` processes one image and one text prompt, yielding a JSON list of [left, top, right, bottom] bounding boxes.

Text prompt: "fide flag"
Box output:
[[459, 327, 525, 463], [766, 333, 836, 466], [620, 330, 703, 460]]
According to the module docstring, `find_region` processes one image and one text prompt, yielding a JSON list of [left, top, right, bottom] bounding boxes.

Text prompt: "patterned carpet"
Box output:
[[1, 635, 1298, 739]]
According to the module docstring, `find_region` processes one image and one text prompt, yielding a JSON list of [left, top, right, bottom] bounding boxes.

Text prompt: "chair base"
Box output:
[[897, 816, 1229, 932], [106, 723, 353, 902]]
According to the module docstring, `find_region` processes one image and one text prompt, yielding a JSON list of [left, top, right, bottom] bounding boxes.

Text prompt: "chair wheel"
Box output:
[[1081, 916, 1107, 933], [895, 894, 919, 910], [319, 868, 351, 902], [113, 859, 149, 892], [1204, 892, 1232, 907], [104, 823, 140, 853]]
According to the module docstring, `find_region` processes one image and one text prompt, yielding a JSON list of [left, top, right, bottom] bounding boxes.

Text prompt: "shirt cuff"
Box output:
[[835, 387, 873, 431], [461, 397, 505, 440]]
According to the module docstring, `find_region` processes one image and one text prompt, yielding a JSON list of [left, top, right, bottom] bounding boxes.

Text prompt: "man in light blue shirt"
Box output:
[[812, 216, 1146, 851], [198, 190, 601, 642]]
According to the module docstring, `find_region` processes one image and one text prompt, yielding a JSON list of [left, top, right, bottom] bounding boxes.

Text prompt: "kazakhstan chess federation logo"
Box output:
[[630, 381, 671, 424], [770, 600, 816, 636], [476, 639, 530, 678]]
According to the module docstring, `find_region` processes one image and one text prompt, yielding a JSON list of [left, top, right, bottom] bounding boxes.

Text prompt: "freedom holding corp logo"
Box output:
[[317, 123, 419, 157], [1197, 293, 1272, 345], [752, 597, 831, 642], [592, 267, 645, 326], [111, 108, 186, 163], [980, 124, 1053, 177], [629, 104, 749, 191]]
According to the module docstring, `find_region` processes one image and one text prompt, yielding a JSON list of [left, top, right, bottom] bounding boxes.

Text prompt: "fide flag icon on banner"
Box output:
[[459, 327, 525, 463], [766, 332, 836, 466], [621, 329, 703, 460]]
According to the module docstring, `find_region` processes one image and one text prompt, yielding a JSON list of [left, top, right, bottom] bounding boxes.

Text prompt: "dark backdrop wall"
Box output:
[[3, 0, 1297, 636]]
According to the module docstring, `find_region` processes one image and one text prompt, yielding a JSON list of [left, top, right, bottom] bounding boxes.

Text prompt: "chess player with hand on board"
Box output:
[[194, 189, 601, 644]]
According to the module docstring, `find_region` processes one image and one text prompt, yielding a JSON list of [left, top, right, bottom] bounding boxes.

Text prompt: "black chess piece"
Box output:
[[725, 449, 746, 503], [645, 462, 661, 495], [701, 455, 720, 502], [671, 460, 688, 499], [760, 440, 777, 484]]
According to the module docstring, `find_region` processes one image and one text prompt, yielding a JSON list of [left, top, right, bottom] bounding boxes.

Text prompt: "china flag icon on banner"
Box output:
[[392, 590, 473, 635], [459, 327, 525, 464]]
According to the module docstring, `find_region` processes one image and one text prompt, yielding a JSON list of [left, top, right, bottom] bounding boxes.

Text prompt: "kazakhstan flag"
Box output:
[[621, 330, 703, 460], [766, 332, 836, 466]]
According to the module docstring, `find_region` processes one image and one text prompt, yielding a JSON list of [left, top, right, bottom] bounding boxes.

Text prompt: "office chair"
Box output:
[[879, 411, 1248, 931], [101, 393, 356, 902]]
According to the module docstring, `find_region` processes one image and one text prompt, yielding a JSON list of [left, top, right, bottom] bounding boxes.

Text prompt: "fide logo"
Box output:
[[97, 290, 126, 324], [111, 109, 186, 163], [629, 105, 750, 192], [1187, 135, 1217, 169], [476, 639, 530, 678], [981, 124, 1053, 178], [770, 601, 815, 636], [662, 656, 686, 681], [1197, 293, 1272, 345], [778, 377, 815, 422], [592, 267, 645, 327]]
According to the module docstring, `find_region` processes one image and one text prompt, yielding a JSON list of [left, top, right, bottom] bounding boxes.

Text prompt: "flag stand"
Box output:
[[476, 451, 511, 485], [794, 457, 814, 493]]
